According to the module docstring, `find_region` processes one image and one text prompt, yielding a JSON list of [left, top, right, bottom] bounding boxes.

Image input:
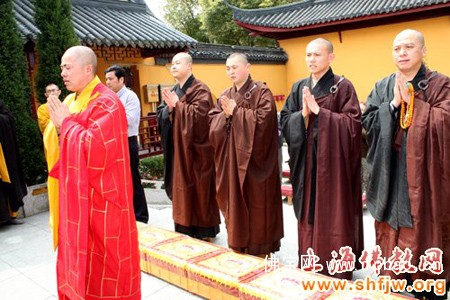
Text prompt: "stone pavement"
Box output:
[[2, 151, 446, 300], [0, 184, 395, 300]]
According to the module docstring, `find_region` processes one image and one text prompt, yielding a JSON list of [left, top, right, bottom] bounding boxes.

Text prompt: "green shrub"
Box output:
[[0, 0, 46, 185], [35, 0, 79, 104], [139, 155, 164, 180]]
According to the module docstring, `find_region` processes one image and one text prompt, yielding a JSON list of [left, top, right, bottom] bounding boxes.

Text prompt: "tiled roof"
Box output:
[[188, 43, 288, 64], [13, 0, 197, 49], [227, 0, 450, 38]]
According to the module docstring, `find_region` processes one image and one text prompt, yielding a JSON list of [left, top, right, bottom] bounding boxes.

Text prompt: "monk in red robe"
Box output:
[[363, 29, 450, 298], [157, 52, 220, 240], [48, 46, 141, 300], [280, 38, 363, 279], [209, 52, 283, 256]]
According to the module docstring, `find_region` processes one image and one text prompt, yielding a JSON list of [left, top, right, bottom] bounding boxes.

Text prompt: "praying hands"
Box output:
[[302, 86, 320, 116], [220, 95, 237, 118], [393, 72, 411, 107], [47, 95, 70, 133], [162, 89, 179, 111]]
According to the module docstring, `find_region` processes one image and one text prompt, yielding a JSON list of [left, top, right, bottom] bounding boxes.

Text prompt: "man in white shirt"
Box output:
[[105, 65, 149, 223]]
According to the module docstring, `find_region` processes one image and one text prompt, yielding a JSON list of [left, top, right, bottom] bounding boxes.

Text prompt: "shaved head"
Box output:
[[308, 38, 334, 54], [170, 52, 193, 83], [227, 52, 249, 64], [394, 29, 425, 47], [392, 29, 426, 77], [225, 52, 251, 90], [61, 45, 98, 93], [64, 46, 98, 73], [173, 52, 192, 64]]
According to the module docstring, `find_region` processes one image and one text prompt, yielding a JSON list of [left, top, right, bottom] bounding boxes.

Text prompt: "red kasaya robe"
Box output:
[[50, 83, 141, 300], [209, 76, 284, 255]]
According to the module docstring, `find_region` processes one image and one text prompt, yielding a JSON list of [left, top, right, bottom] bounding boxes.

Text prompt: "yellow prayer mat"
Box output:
[[187, 251, 266, 299], [137, 223, 415, 300], [137, 223, 189, 274], [137, 222, 187, 247], [239, 266, 334, 300], [138, 223, 227, 290]]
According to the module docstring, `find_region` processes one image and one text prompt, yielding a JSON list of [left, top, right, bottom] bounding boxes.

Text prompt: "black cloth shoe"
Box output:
[[7, 218, 24, 225]]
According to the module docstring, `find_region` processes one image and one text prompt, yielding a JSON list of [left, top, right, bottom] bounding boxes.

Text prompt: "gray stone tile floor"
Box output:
[[1, 147, 446, 299], [1, 193, 415, 300]]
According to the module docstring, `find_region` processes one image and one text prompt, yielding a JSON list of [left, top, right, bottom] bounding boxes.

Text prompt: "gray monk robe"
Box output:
[[157, 75, 220, 239], [281, 68, 363, 279], [209, 76, 284, 255], [362, 65, 450, 285]]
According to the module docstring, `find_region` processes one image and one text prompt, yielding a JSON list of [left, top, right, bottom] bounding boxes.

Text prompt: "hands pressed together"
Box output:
[[47, 95, 70, 134], [393, 72, 411, 108], [220, 95, 237, 118], [302, 86, 320, 118], [162, 89, 179, 111]]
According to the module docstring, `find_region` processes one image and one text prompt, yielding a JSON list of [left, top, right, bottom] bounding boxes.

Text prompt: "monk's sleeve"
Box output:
[[208, 98, 227, 151], [230, 87, 273, 181], [280, 83, 307, 163], [157, 100, 174, 199], [412, 81, 450, 228], [361, 77, 396, 220], [60, 102, 126, 208], [316, 81, 362, 214], [37, 104, 50, 134], [428, 85, 450, 208], [157, 101, 172, 148], [429, 83, 450, 270], [57, 112, 90, 270], [173, 88, 211, 144], [317, 80, 361, 161]]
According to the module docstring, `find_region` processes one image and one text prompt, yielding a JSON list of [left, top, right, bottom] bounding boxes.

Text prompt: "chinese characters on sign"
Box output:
[[265, 246, 444, 276]]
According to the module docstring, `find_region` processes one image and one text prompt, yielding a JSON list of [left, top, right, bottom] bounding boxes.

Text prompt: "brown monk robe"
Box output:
[[157, 52, 220, 240], [281, 39, 363, 280], [363, 29, 450, 297], [209, 53, 283, 256]]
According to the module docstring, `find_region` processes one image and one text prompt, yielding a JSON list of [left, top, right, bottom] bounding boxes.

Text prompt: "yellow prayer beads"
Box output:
[[400, 83, 414, 129]]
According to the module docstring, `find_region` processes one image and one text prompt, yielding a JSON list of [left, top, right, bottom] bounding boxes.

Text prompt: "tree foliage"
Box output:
[[164, 0, 298, 46], [164, 0, 209, 42], [34, 0, 79, 104], [0, 0, 46, 184]]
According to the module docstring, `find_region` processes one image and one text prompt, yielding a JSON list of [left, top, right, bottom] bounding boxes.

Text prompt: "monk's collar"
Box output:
[[77, 76, 101, 100], [309, 68, 333, 89], [180, 74, 195, 91], [235, 76, 253, 94], [174, 75, 195, 98], [409, 64, 426, 91]]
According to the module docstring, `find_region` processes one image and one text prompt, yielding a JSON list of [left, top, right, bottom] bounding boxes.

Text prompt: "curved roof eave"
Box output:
[[228, 0, 450, 32]]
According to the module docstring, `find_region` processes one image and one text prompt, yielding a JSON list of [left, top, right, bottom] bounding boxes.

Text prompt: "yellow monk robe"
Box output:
[[0, 142, 11, 183], [37, 103, 50, 135], [44, 76, 102, 249]]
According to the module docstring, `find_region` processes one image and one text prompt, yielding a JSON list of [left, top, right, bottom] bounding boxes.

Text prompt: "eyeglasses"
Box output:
[[46, 89, 60, 93]]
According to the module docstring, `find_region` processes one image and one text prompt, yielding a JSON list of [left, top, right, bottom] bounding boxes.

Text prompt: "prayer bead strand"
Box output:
[[400, 83, 414, 129]]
